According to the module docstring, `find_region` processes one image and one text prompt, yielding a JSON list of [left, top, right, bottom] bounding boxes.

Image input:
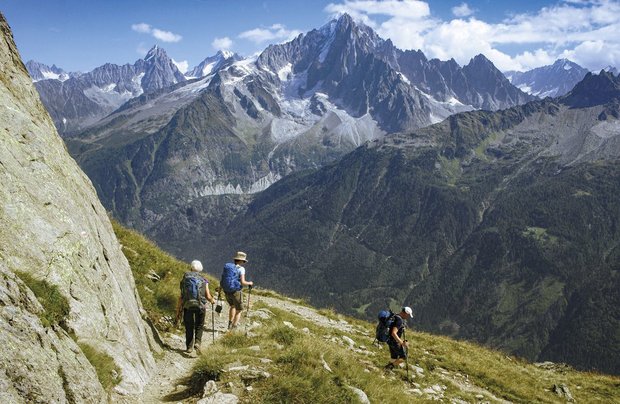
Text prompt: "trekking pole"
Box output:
[[211, 302, 215, 343], [245, 285, 253, 337], [403, 328, 409, 383]]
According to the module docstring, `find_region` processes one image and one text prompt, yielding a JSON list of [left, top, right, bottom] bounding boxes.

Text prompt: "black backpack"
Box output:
[[375, 310, 395, 343], [181, 272, 206, 309]]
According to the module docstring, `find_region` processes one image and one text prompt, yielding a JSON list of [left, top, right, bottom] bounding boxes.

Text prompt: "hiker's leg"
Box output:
[[183, 308, 195, 350], [225, 292, 236, 329], [230, 291, 243, 327], [386, 342, 402, 368], [233, 310, 242, 326], [194, 308, 206, 347]]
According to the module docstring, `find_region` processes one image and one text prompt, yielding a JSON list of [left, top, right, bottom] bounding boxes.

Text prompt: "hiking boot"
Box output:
[[227, 321, 233, 330], [194, 342, 201, 354], [185, 346, 193, 354], [384, 363, 395, 371]]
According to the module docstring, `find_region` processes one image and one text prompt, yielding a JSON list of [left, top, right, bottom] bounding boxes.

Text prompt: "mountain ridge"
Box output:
[[505, 59, 591, 98], [192, 73, 620, 375]]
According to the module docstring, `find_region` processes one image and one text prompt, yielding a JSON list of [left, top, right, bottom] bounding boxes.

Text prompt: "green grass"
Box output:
[[15, 271, 70, 328], [78, 343, 122, 391], [187, 300, 620, 403], [112, 220, 217, 329], [113, 220, 620, 403]]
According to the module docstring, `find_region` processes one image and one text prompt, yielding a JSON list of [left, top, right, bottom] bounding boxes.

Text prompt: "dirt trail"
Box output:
[[111, 294, 364, 403], [112, 308, 229, 403]]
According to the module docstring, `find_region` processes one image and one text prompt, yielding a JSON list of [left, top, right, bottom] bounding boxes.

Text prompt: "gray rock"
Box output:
[[0, 12, 156, 398], [341, 335, 355, 347], [347, 386, 370, 403], [553, 384, 574, 402], [197, 391, 239, 404], [202, 380, 218, 397], [0, 266, 106, 403]]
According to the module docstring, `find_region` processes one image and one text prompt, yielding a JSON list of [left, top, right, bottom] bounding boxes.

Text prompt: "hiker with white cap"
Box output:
[[175, 260, 215, 354], [220, 251, 253, 330], [384, 306, 413, 370]]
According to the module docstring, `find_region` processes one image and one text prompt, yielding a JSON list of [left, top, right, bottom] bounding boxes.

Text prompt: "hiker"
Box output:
[[175, 260, 215, 354], [220, 251, 253, 330], [384, 306, 413, 370]]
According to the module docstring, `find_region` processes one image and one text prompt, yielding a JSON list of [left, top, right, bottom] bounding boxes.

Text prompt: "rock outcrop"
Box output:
[[0, 12, 156, 401]]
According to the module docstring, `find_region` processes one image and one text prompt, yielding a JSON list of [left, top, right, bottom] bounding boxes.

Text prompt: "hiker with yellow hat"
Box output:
[[219, 251, 253, 330]]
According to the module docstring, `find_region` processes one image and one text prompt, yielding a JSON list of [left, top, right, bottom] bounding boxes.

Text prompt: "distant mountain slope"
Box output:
[[25, 60, 76, 81], [505, 59, 590, 98], [196, 71, 620, 375]]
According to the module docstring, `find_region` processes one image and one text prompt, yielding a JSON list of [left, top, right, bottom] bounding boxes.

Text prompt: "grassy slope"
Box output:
[[114, 220, 620, 403]]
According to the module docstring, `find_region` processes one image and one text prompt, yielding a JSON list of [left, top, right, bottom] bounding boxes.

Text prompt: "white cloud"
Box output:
[[323, 0, 620, 71], [239, 24, 302, 44], [212, 36, 233, 51], [131, 23, 151, 34], [152, 29, 182, 43], [131, 22, 182, 43], [325, 0, 430, 19], [452, 3, 474, 18], [172, 59, 189, 74]]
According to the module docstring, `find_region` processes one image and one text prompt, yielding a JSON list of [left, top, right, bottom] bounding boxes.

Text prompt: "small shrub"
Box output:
[[16, 271, 70, 328], [78, 343, 121, 390], [220, 331, 253, 348], [270, 325, 299, 345]]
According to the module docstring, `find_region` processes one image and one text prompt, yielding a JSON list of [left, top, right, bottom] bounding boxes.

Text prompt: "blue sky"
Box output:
[[2, 0, 618, 73]]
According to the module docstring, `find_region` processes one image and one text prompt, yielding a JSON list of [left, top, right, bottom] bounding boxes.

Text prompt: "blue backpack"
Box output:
[[181, 272, 206, 309], [220, 263, 242, 293], [375, 310, 395, 343]]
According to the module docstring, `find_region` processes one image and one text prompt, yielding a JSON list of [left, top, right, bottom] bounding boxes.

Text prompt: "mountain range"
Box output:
[[55, 14, 534, 232], [27, 13, 620, 375], [28, 46, 239, 135], [194, 70, 620, 375], [505, 59, 591, 98]]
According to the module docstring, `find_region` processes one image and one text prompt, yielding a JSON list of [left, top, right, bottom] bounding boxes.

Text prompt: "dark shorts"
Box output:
[[224, 290, 243, 311], [388, 341, 407, 359]]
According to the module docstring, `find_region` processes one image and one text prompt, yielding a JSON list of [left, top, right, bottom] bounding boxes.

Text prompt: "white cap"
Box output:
[[190, 260, 203, 272], [403, 307, 413, 317]]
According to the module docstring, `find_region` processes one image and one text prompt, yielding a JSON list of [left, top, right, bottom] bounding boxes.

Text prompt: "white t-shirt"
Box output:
[[236, 265, 246, 277]]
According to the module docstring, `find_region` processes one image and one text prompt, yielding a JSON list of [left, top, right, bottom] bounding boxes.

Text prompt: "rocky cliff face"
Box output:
[[0, 13, 156, 401]]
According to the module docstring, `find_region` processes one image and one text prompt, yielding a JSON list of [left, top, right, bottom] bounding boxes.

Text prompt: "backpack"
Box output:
[[181, 272, 206, 309], [375, 310, 395, 343], [220, 263, 242, 293]]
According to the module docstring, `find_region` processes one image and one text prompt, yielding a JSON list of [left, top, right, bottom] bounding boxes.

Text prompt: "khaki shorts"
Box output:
[[224, 291, 243, 311]]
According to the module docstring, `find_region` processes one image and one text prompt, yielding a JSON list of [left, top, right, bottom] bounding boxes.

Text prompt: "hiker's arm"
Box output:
[[205, 284, 215, 304], [240, 273, 253, 287], [175, 296, 182, 321], [391, 326, 408, 347]]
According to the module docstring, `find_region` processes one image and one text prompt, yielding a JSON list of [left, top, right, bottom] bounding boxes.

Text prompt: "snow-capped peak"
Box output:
[[217, 50, 234, 59]]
